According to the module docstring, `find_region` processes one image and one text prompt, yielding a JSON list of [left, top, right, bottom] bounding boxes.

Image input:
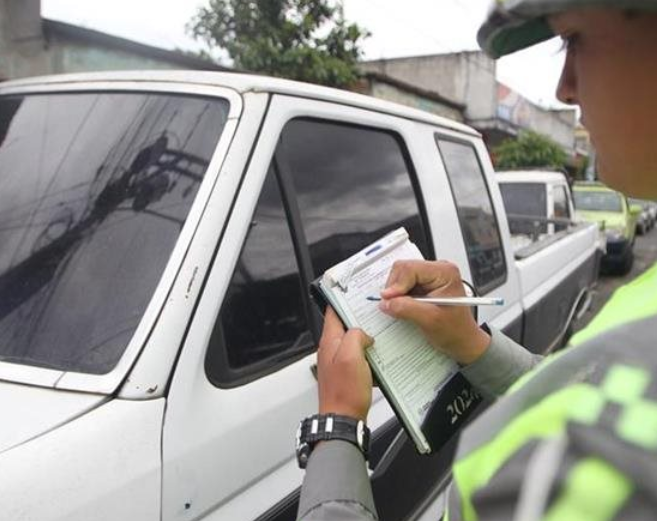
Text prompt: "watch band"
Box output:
[[296, 413, 370, 469]]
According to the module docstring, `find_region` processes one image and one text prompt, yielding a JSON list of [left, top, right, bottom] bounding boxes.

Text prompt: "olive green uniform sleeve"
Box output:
[[297, 441, 378, 521], [460, 326, 542, 399]]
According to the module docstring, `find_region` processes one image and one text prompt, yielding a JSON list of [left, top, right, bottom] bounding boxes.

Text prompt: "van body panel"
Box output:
[[0, 399, 163, 521]]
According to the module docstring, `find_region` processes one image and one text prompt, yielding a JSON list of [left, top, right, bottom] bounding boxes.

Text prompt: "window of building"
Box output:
[[436, 137, 506, 293]]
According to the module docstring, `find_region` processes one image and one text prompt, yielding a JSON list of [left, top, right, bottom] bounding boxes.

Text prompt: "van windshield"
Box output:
[[574, 191, 622, 212], [0, 92, 229, 374]]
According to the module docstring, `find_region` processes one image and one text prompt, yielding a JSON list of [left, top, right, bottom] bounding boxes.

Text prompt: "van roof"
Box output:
[[0, 70, 478, 137], [496, 170, 568, 185]]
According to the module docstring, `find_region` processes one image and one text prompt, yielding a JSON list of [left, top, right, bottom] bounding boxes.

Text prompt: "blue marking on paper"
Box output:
[[366, 244, 382, 256]]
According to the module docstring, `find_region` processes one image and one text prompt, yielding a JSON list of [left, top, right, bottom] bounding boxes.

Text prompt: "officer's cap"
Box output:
[[479, 0, 657, 58]]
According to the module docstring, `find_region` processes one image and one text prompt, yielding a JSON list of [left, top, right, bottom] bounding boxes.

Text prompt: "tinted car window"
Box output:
[[208, 118, 430, 385], [436, 138, 506, 293], [499, 182, 547, 235], [0, 92, 228, 374], [279, 118, 430, 276], [553, 185, 570, 231], [553, 186, 570, 219], [208, 165, 313, 381]]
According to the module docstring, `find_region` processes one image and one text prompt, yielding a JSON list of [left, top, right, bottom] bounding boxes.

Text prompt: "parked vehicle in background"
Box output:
[[496, 170, 575, 246], [644, 201, 657, 226], [647, 201, 657, 224], [573, 181, 639, 275], [0, 72, 601, 521], [629, 198, 654, 234]]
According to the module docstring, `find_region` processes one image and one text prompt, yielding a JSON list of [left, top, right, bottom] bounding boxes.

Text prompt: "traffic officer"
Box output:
[[296, 1, 657, 520]]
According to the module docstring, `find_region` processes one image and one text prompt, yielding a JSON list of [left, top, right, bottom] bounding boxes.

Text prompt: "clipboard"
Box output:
[[308, 228, 483, 454]]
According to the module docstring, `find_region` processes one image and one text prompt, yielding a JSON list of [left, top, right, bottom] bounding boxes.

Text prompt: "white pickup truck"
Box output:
[[0, 72, 600, 521]]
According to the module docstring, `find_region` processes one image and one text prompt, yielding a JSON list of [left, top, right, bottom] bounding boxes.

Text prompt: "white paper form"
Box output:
[[321, 229, 457, 452]]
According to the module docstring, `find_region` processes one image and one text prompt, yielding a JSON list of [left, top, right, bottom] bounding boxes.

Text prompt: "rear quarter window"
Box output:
[[436, 137, 506, 294]]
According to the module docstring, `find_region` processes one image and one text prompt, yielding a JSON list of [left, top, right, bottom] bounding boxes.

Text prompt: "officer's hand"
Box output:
[[317, 308, 374, 422], [379, 260, 490, 365]]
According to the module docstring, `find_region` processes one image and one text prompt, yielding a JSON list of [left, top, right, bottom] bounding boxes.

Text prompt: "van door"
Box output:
[[162, 94, 478, 521]]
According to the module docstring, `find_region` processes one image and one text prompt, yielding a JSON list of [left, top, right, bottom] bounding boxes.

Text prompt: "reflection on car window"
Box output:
[[574, 191, 623, 212], [0, 93, 229, 374], [209, 165, 312, 378], [208, 118, 430, 386], [436, 138, 506, 293], [280, 118, 430, 276], [553, 186, 570, 231], [553, 186, 570, 219]]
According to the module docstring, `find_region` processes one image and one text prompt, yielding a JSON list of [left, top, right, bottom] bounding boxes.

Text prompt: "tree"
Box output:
[[188, 0, 369, 88], [493, 130, 569, 171]]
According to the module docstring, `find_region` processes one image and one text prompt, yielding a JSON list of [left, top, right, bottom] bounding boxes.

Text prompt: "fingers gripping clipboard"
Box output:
[[309, 227, 482, 455]]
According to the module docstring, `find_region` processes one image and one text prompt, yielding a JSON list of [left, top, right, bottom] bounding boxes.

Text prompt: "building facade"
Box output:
[[0, 0, 225, 81], [353, 71, 465, 122], [361, 52, 582, 163]]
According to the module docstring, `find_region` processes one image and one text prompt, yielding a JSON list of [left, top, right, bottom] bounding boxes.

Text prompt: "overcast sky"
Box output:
[[41, 0, 568, 109]]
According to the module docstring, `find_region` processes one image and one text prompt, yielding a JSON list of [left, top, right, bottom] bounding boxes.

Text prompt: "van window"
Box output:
[[0, 92, 229, 374], [279, 118, 431, 275], [499, 182, 548, 235], [208, 118, 431, 386], [553, 185, 570, 231], [207, 165, 313, 384], [436, 138, 506, 293], [553, 186, 570, 219]]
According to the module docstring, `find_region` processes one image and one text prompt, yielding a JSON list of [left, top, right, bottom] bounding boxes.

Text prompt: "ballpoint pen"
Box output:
[[365, 296, 504, 306]]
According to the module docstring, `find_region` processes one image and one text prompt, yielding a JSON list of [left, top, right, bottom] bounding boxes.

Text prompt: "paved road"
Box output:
[[574, 225, 657, 332]]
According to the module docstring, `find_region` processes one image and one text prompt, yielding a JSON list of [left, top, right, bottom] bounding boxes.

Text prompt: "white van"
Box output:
[[0, 72, 599, 521]]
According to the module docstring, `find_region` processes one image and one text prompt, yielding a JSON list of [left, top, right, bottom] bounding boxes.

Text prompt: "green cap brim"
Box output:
[[478, 16, 554, 59], [479, 0, 657, 59]]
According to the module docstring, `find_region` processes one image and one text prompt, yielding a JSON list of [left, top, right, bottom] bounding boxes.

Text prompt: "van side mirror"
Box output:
[[630, 204, 643, 217]]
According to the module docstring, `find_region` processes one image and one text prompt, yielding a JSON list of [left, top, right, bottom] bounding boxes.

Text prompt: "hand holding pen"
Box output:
[[367, 295, 504, 307], [375, 260, 492, 365]]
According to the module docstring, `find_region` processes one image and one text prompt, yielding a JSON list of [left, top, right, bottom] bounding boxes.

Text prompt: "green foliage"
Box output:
[[188, 0, 369, 88], [493, 131, 569, 171], [173, 47, 217, 63]]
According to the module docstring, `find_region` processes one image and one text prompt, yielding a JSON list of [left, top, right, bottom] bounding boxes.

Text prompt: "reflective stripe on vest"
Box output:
[[448, 262, 657, 521], [570, 261, 657, 346]]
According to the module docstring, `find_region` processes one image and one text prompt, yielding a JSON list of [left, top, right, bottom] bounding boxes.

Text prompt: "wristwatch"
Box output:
[[295, 413, 370, 469]]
